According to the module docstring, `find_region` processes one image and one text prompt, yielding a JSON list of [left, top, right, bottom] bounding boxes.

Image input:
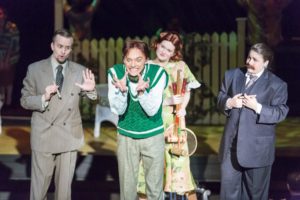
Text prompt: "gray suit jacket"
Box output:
[[217, 67, 289, 168], [21, 57, 97, 153]]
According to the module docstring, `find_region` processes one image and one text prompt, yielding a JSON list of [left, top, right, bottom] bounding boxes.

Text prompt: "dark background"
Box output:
[[0, 0, 299, 115]]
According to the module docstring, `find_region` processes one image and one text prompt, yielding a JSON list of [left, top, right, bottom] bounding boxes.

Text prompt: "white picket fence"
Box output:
[[72, 18, 247, 125]]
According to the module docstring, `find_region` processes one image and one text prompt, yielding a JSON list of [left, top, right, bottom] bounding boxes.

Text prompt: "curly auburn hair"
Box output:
[[152, 31, 183, 62]]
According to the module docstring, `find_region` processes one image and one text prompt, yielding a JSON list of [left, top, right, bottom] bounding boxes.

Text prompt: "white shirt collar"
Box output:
[[51, 55, 68, 76], [246, 68, 265, 79], [51, 55, 67, 70]]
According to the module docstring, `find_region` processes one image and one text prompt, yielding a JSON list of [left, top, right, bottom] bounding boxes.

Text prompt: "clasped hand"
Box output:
[[228, 93, 257, 111], [169, 95, 186, 117], [171, 94, 183, 105], [241, 93, 257, 111]]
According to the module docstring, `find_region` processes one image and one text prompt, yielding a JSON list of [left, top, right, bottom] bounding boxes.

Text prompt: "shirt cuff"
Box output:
[[187, 81, 201, 90], [86, 88, 97, 100], [41, 95, 49, 109], [256, 103, 262, 114]]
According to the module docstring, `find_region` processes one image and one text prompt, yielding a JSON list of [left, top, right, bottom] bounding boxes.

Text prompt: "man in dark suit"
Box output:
[[217, 43, 289, 199], [21, 29, 97, 200]]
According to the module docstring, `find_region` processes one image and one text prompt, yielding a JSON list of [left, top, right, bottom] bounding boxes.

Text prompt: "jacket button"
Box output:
[[63, 122, 66, 126], [51, 123, 53, 126], [71, 93, 74, 96], [47, 108, 50, 111], [68, 108, 71, 111]]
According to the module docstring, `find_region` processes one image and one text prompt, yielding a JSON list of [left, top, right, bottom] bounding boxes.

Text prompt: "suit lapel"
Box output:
[[236, 68, 247, 94], [41, 58, 55, 86], [248, 69, 269, 94], [40, 58, 63, 121]]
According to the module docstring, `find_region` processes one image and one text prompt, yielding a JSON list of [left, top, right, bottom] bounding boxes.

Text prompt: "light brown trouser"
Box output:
[[30, 150, 77, 200], [117, 133, 164, 200]]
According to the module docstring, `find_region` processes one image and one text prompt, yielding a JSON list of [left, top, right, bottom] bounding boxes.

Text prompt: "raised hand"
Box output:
[[75, 69, 96, 91], [112, 71, 128, 93], [136, 74, 149, 95]]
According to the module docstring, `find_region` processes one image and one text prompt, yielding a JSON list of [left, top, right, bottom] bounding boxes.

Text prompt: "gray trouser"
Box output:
[[220, 148, 271, 200], [117, 133, 164, 200]]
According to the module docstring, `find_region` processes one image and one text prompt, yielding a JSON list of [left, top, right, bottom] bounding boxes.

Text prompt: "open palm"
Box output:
[[75, 69, 96, 91]]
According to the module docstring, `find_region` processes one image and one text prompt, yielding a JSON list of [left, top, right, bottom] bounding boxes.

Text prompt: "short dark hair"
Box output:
[[52, 28, 73, 42], [122, 40, 149, 59], [250, 43, 274, 67], [287, 171, 300, 192]]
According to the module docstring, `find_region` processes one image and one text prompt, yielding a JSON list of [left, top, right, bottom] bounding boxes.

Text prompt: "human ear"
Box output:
[[264, 60, 269, 68]]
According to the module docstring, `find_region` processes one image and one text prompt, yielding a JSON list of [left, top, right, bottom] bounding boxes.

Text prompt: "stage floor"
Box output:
[[1, 117, 300, 157], [0, 117, 299, 199]]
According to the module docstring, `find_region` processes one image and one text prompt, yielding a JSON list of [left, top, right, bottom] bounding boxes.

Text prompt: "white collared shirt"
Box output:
[[41, 56, 68, 109], [245, 68, 264, 85], [51, 56, 67, 78]]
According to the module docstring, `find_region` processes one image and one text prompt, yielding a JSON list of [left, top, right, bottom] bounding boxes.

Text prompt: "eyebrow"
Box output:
[[161, 44, 173, 51], [126, 56, 144, 60]]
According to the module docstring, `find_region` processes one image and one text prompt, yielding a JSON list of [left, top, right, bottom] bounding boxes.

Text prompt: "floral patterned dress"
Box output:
[[137, 60, 201, 196]]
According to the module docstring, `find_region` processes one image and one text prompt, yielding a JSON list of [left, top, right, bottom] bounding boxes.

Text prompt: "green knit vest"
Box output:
[[108, 64, 168, 139]]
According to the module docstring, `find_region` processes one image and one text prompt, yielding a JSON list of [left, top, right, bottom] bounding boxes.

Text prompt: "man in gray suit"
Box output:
[[217, 43, 289, 199], [21, 29, 97, 200]]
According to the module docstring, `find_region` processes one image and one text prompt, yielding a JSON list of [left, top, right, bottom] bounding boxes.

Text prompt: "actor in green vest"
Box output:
[[108, 40, 168, 200]]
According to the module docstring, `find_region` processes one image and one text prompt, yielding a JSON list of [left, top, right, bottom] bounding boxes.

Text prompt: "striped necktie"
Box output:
[[245, 74, 258, 89]]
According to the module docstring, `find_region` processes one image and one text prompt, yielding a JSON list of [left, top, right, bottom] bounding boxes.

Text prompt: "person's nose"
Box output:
[[62, 47, 69, 55], [246, 59, 252, 65], [161, 48, 167, 54], [130, 60, 137, 68], [60, 50, 65, 56]]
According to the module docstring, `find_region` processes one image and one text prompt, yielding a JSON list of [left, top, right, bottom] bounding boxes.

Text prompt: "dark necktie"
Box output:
[[245, 74, 258, 89], [56, 65, 64, 92]]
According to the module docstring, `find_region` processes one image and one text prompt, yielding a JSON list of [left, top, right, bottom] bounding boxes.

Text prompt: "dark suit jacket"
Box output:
[[21, 57, 97, 153], [217, 67, 289, 168]]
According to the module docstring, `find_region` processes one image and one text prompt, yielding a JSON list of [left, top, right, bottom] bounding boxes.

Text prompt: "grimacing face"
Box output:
[[246, 50, 269, 74], [123, 48, 147, 77], [155, 40, 175, 63], [51, 35, 73, 64]]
